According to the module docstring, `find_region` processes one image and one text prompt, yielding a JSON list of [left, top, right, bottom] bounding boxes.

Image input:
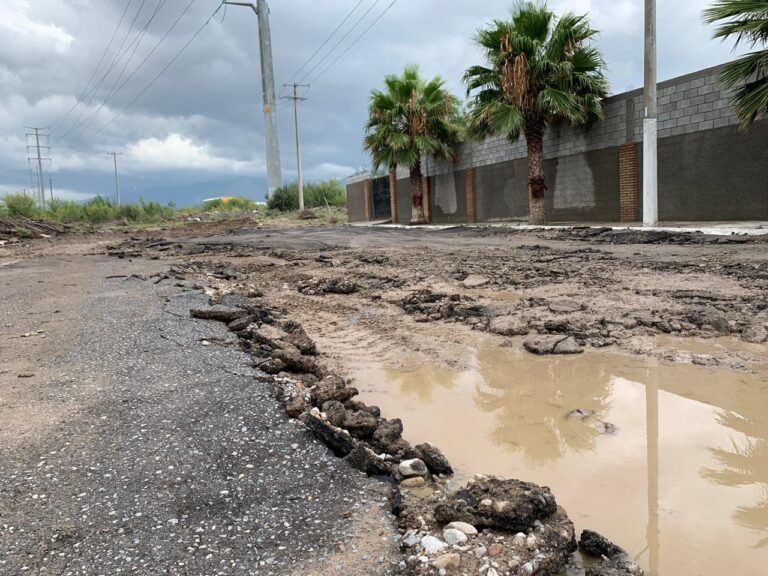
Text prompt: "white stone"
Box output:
[[421, 535, 448, 555], [474, 544, 487, 559], [402, 530, 419, 548], [445, 521, 478, 536], [432, 553, 461, 570], [487, 569, 499, 576], [443, 528, 468, 545], [398, 458, 428, 477], [512, 532, 527, 547]]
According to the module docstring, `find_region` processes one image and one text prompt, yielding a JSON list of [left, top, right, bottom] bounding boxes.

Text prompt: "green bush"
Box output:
[[202, 196, 260, 213], [1, 193, 39, 218], [267, 179, 347, 212]]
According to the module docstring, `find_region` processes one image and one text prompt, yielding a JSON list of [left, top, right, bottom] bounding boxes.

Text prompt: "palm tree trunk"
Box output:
[[409, 160, 426, 225], [525, 121, 546, 225]]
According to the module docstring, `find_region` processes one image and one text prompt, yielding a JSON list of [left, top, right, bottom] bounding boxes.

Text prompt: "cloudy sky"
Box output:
[[0, 0, 743, 206]]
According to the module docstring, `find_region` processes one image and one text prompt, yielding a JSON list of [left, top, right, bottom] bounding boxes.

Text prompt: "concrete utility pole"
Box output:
[[643, 0, 658, 226], [108, 152, 122, 207], [224, 0, 282, 199], [25, 127, 50, 209], [282, 83, 309, 212], [49, 178, 54, 204]]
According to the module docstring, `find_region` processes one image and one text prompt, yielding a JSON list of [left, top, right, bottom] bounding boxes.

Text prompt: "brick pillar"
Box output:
[[422, 176, 431, 223], [363, 178, 373, 221], [389, 170, 398, 224], [619, 143, 639, 222], [465, 168, 477, 223]]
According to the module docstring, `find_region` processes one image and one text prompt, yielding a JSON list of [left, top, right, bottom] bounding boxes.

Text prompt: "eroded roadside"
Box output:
[[96, 224, 768, 576]]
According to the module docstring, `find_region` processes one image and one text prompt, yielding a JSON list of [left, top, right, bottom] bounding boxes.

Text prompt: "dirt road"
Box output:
[[2, 223, 767, 576]]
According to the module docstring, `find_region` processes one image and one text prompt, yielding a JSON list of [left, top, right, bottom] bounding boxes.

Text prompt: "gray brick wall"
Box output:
[[421, 63, 740, 177]]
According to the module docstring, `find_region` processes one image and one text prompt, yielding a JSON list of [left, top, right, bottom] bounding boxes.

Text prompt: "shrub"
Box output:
[[2, 193, 39, 218], [267, 179, 347, 212]]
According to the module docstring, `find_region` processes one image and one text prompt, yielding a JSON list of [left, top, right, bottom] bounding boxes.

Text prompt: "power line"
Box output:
[[74, 2, 224, 147], [296, 0, 384, 84], [58, 0, 152, 139], [285, 0, 365, 84], [51, 1, 136, 133], [65, 0, 168, 143], [308, 0, 399, 85]]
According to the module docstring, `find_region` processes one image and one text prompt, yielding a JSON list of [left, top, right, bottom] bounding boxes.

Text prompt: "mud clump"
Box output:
[[396, 476, 577, 576], [433, 477, 558, 532], [298, 277, 357, 295], [400, 290, 485, 323], [579, 529, 626, 558]]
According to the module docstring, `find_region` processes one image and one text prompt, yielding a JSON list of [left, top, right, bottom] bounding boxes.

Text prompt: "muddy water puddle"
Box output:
[[351, 342, 768, 576]]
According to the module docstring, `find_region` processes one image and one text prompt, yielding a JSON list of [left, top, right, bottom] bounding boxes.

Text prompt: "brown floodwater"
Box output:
[[350, 340, 768, 576]]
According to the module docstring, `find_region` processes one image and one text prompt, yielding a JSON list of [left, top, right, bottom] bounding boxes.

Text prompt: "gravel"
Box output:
[[0, 259, 396, 575]]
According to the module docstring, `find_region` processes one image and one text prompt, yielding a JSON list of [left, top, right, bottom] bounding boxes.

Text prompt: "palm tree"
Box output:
[[703, 0, 768, 128], [364, 66, 462, 224], [463, 1, 608, 225]]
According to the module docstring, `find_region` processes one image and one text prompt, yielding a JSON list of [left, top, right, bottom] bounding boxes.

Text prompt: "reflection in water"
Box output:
[[472, 346, 613, 465], [351, 338, 768, 576], [702, 407, 768, 548]]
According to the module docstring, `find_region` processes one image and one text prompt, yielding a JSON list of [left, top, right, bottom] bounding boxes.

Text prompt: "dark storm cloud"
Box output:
[[0, 0, 744, 204]]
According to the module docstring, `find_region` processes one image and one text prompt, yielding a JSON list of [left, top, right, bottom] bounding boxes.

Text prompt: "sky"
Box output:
[[0, 0, 745, 206]]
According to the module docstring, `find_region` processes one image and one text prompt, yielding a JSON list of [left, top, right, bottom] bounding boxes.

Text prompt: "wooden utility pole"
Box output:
[[282, 83, 309, 212]]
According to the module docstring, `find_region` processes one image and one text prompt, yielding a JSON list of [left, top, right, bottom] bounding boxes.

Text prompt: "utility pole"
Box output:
[[282, 83, 309, 212], [643, 0, 658, 226], [49, 178, 54, 204], [108, 152, 122, 206], [25, 127, 50, 210], [223, 0, 282, 199]]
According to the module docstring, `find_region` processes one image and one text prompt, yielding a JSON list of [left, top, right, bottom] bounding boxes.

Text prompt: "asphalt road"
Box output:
[[0, 253, 396, 575]]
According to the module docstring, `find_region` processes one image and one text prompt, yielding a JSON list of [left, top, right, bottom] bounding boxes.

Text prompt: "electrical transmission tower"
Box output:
[[281, 83, 308, 212], [25, 127, 51, 209], [223, 1, 282, 199]]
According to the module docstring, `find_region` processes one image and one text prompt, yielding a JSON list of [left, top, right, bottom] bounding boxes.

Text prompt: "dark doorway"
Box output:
[[371, 176, 392, 220]]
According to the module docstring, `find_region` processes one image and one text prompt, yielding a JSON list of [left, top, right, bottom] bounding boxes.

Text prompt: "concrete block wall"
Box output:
[[425, 64, 740, 178]]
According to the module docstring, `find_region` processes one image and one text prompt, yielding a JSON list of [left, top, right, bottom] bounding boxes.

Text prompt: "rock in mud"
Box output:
[[523, 335, 584, 355], [298, 277, 357, 295], [420, 535, 448, 555], [415, 442, 454, 475], [462, 274, 490, 288], [585, 558, 644, 576], [303, 411, 355, 457], [227, 315, 256, 333], [433, 476, 557, 532], [190, 306, 249, 323], [742, 322, 767, 343], [282, 320, 317, 355], [217, 293, 256, 310], [249, 324, 291, 349], [488, 315, 530, 336], [579, 529, 627, 559], [372, 418, 404, 448], [311, 375, 359, 406], [282, 395, 308, 418], [270, 348, 322, 376], [399, 458, 429, 478], [256, 357, 287, 374], [442, 528, 468, 545], [566, 408, 594, 420], [343, 445, 392, 476], [432, 552, 461, 570], [400, 477, 426, 488], [342, 410, 378, 439], [444, 521, 478, 536], [321, 400, 346, 427], [593, 420, 618, 435], [344, 400, 381, 417]]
